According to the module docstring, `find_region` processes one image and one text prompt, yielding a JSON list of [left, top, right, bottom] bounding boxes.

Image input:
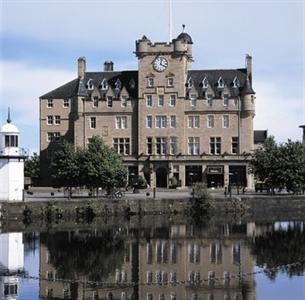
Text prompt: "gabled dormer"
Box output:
[[202, 77, 209, 89], [115, 78, 122, 90], [129, 78, 136, 89], [100, 79, 108, 90], [105, 87, 115, 98], [87, 79, 94, 90], [232, 76, 240, 88], [217, 77, 225, 88], [120, 86, 130, 98], [187, 77, 193, 89]]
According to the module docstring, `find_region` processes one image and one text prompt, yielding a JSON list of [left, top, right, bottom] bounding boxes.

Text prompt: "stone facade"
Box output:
[[39, 31, 256, 189]]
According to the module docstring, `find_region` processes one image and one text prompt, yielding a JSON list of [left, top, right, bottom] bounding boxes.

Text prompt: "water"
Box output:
[[1, 217, 305, 300]]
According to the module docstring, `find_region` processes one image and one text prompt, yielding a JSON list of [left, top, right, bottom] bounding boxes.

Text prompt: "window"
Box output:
[[188, 77, 193, 88], [208, 271, 215, 288], [162, 271, 168, 284], [47, 115, 53, 125], [147, 243, 153, 263], [147, 271, 153, 284], [148, 77, 154, 87], [188, 137, 200, 155], [169, 137, 177, 155], [232, 137, 239, 154], [188, 243, 200, 263], [170, 293, 176, 300], [170, 115, 176, 128], [47, 132, 60, 142], [121, 96, 127, 107], [55, 115, 61, 125], [47, 271, 54, 280], [223, 94, 229, 106], [210, 137, 221, 155], [170, 272, 177, 284], [107, 96, 113, 107], [93, 292, 99, 300], [93, 97, 98, 107], [158, 95, 164, 106], [168, 77, 174, 87], [170, 94, 176, 106], [146, 116, 152, 128], [207, 115, 214, 128], [233, 76, 239, 88], [116, 116, 127, 129], [232, 243, 241, 264], [223, 115, 229, 128], [146, 95, 152, 107], [156, 137, 167, 155], [90, 117, 96, 129], [223, 271, 230, 287], [47, 99, 53, 108], [159, 293, 165, 300], [146, 137, 153, 155], [210, 242, 222, 264], [63, 99, 69, 107], [156, 116, 167, 128], [170, 243, 177, 263], [147, 293, 153, 300], [190, 94, 197, 107], [188, 116, 199, 128], [5, 135, 18, 147], [207, 94, 213, 106], [113, 138, 130, 155]]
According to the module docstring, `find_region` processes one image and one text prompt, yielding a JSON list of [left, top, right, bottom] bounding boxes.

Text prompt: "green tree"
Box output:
[[249, 137, 305, 194], [80, 136, 127, 194], [50, 141, 81, 198], [24, 152, 40, 184]]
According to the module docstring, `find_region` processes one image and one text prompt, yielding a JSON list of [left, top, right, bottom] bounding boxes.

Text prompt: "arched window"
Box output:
[[218, 77, 224, 88], [202, 77, 209, 88], [101, 79, 108, 90], [87, 79, 94, 90]]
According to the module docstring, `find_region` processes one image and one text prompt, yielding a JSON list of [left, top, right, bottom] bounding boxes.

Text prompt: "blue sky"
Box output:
[[0, 0, 304, 154]]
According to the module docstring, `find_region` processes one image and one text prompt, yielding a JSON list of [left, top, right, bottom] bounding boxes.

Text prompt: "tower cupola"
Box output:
[[0, 108, 20, 156]]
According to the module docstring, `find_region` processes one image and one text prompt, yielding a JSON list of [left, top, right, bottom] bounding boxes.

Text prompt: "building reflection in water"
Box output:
[[39, 221, 257, 300], [0, 232, 24, 300]]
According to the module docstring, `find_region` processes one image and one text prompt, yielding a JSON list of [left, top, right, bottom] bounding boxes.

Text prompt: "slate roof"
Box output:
[[40, 68, 254, 99], [254, 130, 268, 144], [187, 68, 251, 97]]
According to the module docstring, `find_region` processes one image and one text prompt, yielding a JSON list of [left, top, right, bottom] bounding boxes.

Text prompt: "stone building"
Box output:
[[40, 30, 256, 188]]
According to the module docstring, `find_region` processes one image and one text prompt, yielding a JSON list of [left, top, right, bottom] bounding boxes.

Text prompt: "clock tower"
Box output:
[[135, 31, 193, 187]]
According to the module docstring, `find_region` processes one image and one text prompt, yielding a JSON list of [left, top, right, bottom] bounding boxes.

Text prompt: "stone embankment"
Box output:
[[1, 194, 305, 225]]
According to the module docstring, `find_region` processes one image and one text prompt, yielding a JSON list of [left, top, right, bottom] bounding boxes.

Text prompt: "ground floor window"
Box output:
[[185, 165, 202, 186], [206, 166, 224, 188], [229, 165, 247, 187]]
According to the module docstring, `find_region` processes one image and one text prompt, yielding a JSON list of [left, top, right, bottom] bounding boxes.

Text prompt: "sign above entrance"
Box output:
[[207, 166, 223, 174]]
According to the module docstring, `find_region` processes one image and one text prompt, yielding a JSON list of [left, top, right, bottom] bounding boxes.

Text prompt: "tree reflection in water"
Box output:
[[40, 229, 125, 282], [251, 221, 305, 279]]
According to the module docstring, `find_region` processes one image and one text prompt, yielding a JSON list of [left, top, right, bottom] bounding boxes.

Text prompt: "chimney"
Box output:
[[300, 125, 305, 145], [104, 61, 114, 72], [245, 54, 252, 83], [78, 57, 86, 80]]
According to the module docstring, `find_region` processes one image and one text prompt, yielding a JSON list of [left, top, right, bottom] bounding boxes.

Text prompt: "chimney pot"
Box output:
[[104, 61, 114, 72]]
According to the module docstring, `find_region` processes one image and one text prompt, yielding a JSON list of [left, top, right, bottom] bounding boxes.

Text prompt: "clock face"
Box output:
[[153, 56, 168, 72]]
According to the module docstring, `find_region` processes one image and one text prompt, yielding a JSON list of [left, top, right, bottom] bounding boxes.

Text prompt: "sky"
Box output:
[[0, 0, 304, 154]]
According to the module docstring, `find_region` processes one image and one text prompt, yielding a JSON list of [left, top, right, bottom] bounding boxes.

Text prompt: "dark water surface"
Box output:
[[1, 217, 305, 300]]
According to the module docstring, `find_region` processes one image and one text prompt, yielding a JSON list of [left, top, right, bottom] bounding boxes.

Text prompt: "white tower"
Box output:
[[0, 232, 24, 300], [0, 109, 25, 201]]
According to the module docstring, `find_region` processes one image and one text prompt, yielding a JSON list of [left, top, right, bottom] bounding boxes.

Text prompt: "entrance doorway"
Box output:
[[185, 165, 203, 186], [156, 167, 167, 188]]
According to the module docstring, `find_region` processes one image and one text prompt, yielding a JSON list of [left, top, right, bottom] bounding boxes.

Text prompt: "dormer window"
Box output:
[[187, 78, 193, 89], [101, 79, 108, 90], [5, 135, 18, 147], [87, 79, 94, 90], [148, 77, 154, 87], [115, 79, 121, 90], [129, 78, 135, 89], [218, 77, 224, 88], [233, 77, 239, 88], [167, 77, 174, 87], [202, 77, 209, 88]]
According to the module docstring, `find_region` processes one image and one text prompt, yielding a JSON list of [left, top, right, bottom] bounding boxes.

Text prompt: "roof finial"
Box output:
[[7, 107, 11, 124], [182, 24, 186, 32]]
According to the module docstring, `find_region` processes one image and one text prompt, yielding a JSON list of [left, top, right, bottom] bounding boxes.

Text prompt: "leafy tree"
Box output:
[[24, 152, 40, 184], [249, 137, 305, 194], [80, 136, 127, 194], [50, 141, 81, 198]]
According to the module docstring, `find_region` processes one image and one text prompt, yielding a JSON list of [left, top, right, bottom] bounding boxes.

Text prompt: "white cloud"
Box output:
[[254, 80, 304, 143], [0, 60, 75, 126]]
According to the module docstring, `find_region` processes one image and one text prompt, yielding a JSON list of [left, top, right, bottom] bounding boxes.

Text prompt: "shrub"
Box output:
[[190, 183, 214, 218], [133, 175, 147, 189], [169, 176, 178, 189]]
